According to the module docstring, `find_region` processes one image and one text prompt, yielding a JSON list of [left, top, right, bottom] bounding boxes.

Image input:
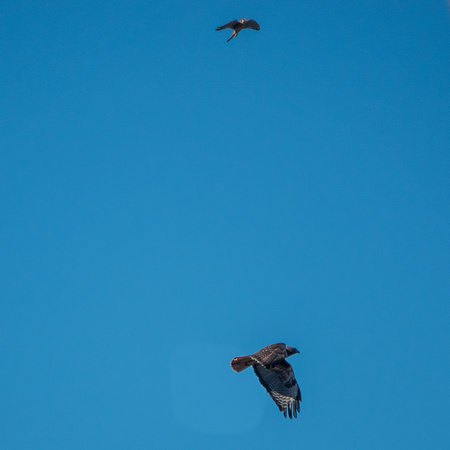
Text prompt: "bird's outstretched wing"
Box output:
[[253, 360, 301, 419], [242, 20, 260, 30], [216, 20, 239, 31]]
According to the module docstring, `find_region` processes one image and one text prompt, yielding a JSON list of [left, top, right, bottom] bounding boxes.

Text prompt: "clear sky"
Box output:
[[1, 1, 449, 449]]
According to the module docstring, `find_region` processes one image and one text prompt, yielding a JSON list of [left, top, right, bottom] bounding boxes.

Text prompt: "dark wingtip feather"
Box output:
[[245, 20, 260, 31]]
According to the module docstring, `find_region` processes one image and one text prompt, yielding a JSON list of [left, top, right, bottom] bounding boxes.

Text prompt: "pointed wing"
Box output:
[[250, 343, 287, 367], [216, 20, 239, 31], [242, 20, 260, 30], [253, 360, 301, 419]]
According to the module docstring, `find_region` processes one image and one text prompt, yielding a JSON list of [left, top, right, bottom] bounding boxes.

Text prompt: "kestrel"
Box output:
[[216, 18, 260, 42]]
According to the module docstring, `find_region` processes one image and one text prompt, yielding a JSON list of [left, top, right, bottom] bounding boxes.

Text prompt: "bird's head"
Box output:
[[240, 18, 247, 23], [286, 346, 300, 357]]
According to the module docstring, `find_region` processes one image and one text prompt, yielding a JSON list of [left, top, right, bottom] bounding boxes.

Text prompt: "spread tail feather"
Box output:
[[230, 355, 254, 373]]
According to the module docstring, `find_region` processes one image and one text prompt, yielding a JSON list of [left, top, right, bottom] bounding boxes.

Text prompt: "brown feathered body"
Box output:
[[231, 343, 301, 419]]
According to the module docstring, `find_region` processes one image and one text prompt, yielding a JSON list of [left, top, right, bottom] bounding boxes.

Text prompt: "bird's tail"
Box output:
[[227, 32, 237, 43], [230, 356, 254, 373]]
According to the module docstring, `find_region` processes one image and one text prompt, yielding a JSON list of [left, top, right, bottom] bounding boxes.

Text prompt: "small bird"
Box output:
[[231, 343, 301, 419], [216, 18, 260, 42]]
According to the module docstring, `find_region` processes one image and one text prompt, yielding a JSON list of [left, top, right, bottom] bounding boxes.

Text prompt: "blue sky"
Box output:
[[1, 1, 449, 448]]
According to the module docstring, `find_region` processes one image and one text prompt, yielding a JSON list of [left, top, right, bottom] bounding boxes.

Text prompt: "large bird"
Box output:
[[216, 18, 260, 42], [231, 343, 301, 419]]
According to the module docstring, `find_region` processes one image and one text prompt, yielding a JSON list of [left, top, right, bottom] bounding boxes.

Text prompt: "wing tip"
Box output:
[[283, 400, 300, 419]]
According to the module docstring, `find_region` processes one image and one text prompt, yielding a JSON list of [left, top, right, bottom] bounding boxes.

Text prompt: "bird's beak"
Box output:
[[287, 346, 300, 355]]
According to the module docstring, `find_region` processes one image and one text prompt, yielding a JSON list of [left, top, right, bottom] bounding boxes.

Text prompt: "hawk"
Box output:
[[231, 343, 301, 419], [216, 18, 260, 42]]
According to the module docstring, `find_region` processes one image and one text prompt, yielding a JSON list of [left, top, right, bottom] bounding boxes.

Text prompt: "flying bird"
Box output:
[[216, 18, 260, 42], [231, 343, 301, 419]]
